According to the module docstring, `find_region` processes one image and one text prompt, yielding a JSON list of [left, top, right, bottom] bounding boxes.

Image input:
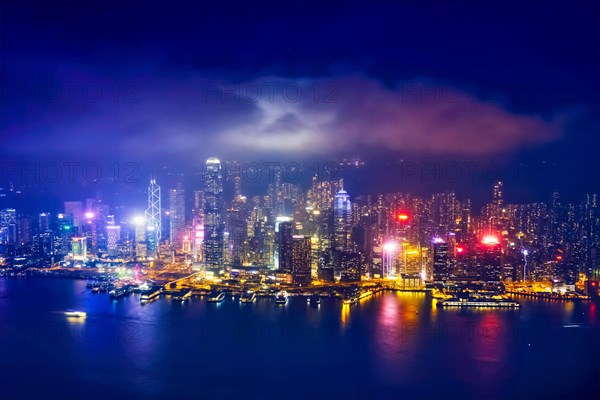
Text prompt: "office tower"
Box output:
[[169, 182, 185, 247], [145, 178, 162, 240], [56, 213, 74, 257], [204, 157, 224, 270], [480, 235, 502, 283], [334, 189, 352, 252], [17, 216, 32, 245], [226, 203, 247, 267], [39, 212, 51, 232], [291, 235, 311, 284], [106, 224, 120, 257], [33, 231, 54, 259], [64, 201, 83, 228], [0, 208, 17, 245], [278, 221, 294, 273], [433, 238, 451, 282], [131, 216, 146, 259]]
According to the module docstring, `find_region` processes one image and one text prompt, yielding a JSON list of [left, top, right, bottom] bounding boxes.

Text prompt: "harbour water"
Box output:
[[0, 278, 598, 399]]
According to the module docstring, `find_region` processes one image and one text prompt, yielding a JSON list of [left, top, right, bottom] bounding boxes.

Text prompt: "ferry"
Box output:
[[64, 310, 86, 318], [109, 287, 128, 299], [173, 290, 192, 302], [275, 291, 288, 304], [140, 287, 162, 303], [208, 291, 226, 303], [437, 297, 520, 308], [240, 291, 256, 303]]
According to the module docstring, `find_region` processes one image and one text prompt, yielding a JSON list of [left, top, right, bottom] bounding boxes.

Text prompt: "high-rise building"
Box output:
[[64, 202, 83, 228], [0, 208, 17, 245], [334, 189, 352, 252], [169, 182, 185, 247], [145, 178, 162, 241], [39, 212, 51, 232], [204, 158, 224, 270], [278, 221, 294, 273], [433, 238, 451, 282], [291, 235, 311, 284], [106, 224, 121, 257], [479, 235, 502, 283]]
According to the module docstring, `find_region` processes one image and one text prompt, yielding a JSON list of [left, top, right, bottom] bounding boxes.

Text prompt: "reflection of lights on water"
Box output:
[[341, 304, 350, 327], [66, 316, 86, 324]]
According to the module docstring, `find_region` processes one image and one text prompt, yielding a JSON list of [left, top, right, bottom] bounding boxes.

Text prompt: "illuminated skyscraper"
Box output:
[[64, 201, 83, 228], [204, 157, 224, 270], [106, 224, 121, 257], [334, 189, 352, 252], [145, 178, 162, 240], [291, 235, 311, 284], [278, 221, 294, 273], [0, 208, 17, 245], [433, 238, 451, 282], [169, 182, 185, 247], [479, 235, 502, 283]]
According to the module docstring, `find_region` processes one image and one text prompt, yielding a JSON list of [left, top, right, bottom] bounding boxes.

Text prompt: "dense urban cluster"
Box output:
[[1, 158, 599, 296]]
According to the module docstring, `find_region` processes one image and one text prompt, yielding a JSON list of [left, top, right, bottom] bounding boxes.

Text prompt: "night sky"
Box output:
[[0, 1, 599, 204]]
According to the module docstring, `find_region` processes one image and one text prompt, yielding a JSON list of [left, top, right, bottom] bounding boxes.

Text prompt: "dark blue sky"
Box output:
[[0, 0, 599, 202]]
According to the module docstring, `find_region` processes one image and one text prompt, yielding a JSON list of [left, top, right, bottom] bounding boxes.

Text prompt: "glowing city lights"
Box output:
[[482, 235, 500, 245]]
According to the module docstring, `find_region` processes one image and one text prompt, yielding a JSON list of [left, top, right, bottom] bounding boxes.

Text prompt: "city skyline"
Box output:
[[1, 1, 599, 399]]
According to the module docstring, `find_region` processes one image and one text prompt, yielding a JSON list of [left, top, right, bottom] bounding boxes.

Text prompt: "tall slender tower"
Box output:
[[204, 158, 224, 271], [334, 189, 352, 252], [145, 178, 162, 240], [169, 182, 185, 247]]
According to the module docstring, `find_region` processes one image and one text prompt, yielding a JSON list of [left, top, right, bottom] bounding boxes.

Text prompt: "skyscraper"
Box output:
[[145, 178, 162, 240], [433, 238, 451, 282], [334, 189, 352, 252], [291, 235, 311, 284], [278, 221, 294, 273], [169, 182, 185, 247], [479, 235, 502, 283], [106, 224, 121, 257], [64, 201, 83, 228], [0, 208, 17, 245], [204, 157, 224, 271]]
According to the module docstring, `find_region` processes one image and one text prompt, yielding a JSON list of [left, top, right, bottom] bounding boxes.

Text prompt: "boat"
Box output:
[[437, 296, 520, 308], [109, 287, 128, 299], [173, 290, 192, 301], [140, 286, 162, 303], [240, 291, 256, 303], [64, 310, 86, 318], [208, 291, 226, 303], [275, 291, 288, 304]]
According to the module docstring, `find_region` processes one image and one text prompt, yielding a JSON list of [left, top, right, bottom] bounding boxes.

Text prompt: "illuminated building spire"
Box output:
[[145, 177, 162, 240]]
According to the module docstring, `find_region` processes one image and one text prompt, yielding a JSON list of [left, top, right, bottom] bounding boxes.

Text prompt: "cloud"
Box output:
[[0, 72, 564, 161], [220, 75, 563, 157]]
